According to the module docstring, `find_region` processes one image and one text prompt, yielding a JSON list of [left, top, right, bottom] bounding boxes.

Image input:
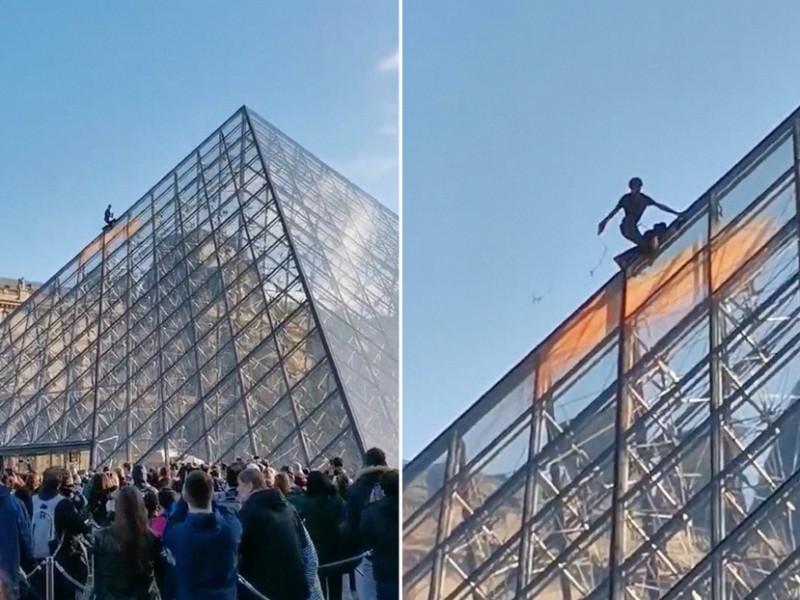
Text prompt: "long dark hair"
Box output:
[[110, 486, 151, 571]]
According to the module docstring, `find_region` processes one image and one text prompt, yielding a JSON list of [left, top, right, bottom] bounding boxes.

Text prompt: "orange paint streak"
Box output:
[[536, 217, 776, 395], [79, 218, 142, 265]]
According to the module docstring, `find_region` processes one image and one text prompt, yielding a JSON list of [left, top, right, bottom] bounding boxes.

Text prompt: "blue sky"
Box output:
[[403, 1, 800, 458], [0, 3, 398, 284]]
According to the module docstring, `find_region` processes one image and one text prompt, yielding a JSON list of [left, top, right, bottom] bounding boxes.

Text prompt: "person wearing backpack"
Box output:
[[30, 467, 92, 599], [345, 448, 390, 600]]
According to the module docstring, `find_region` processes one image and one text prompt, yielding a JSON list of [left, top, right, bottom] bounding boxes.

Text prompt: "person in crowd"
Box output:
[[215, 461, 243, 513], [30, 467, 92, 599], [104, 471, 122, 523], [158, 488, 177, 522], [273, 471, 304, 511], [301, 471, 347, 600], [346, 448, 391, 600], [237, 466, 316, 600], [360, 470, 399, 600], [93, 486, 161, 599], [19, 471, 41, 518], [144, 490, 167, 540], [88, 471, 118, 526], [156, 466, 171, 489], [0, 473, 33, 600], [163, 470, 241, 600], [133, 464, 157, 495]]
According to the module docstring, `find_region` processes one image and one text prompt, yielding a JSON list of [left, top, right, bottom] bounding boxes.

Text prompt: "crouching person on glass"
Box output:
[[163, 470, 241, 600]]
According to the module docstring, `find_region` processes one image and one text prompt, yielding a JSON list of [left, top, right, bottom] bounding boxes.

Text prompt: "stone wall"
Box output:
[[0, 277, 38, 321]]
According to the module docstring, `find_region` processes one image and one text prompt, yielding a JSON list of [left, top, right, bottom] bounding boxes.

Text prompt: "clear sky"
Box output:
[[403, 1, 800, 458], [0, 2, 398, 284]]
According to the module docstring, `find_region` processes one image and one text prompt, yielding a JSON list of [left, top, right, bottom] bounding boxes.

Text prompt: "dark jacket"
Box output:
[[345, 466, 390, 554], [239, 489, 309, 600], [163, 509, 242, 600], [93, 527, 161, 600], [14, 487, 33, 519], [300, 493, 346, 567], [0, 486, 33, 596], [360, 495, 399, 582]]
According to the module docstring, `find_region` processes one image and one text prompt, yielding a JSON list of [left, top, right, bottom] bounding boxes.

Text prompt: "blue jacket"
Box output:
[[163, 509, 242, 600], [0, 487, 33, 596]]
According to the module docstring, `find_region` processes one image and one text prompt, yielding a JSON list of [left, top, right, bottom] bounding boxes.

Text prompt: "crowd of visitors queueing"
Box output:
[[0, 447, 399, 600]]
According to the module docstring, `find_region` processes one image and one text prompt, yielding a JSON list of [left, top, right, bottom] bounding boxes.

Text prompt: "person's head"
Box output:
[[364, 447, 387, 468], [628, 177, 643, 193], [237, 466, 266, 504], [143, 490, 159, 519], [334, 472, 351, 497], [114, 486, 147, 528], [158, 487, 176, 512], [380, 469, 399, 496], [41, 466, 65, 492], [274, 472, 292, 495], [132, 464, 147, 485], [183, 470, 213, 512], [330, 456, 344, 470], [305, 471, 335, 497], [25, 471, 42, 491], [226, 462, 244, 489], [107, 204, 111, 209], [105, 471, 120, 492]]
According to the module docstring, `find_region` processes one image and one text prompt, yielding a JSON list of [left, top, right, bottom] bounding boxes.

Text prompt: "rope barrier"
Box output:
[[318, 550, 371, 569], [238, 574, 273, 600], [23, 549, 369, 600], [53, 559, 92, 593]]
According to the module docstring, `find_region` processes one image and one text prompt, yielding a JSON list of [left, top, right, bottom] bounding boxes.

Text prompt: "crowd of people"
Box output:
[[0, 448, 399, 600]]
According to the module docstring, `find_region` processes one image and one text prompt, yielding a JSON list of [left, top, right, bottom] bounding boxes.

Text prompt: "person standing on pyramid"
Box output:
[[597, 177, 682, 250]]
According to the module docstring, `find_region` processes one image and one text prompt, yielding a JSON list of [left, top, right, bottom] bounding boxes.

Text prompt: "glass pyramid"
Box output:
[[0, 106, 398, 470], [404, 106, 800, 599]]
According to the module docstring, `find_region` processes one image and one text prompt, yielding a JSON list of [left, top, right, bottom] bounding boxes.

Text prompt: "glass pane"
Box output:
[[713, 131, 794, 231]]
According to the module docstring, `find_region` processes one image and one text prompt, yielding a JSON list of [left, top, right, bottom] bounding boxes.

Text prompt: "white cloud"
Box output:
[[377, 48, 399, 73]]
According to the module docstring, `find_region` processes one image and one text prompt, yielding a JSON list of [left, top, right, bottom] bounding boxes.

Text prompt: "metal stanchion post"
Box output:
[[45, 556, 55, 600]]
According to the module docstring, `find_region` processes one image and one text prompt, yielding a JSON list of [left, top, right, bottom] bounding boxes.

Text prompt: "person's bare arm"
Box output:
[[652, 200, 681, 216], [598, 202, 622, 234]]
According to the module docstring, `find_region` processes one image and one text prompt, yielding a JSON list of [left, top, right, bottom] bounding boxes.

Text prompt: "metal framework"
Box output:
[[403, 106, 800, 600], [0, 107, 398, 469]]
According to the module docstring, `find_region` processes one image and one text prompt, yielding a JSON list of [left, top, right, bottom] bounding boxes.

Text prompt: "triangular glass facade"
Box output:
[[0, 107, 398, 469], [404, 106, 800, 599]]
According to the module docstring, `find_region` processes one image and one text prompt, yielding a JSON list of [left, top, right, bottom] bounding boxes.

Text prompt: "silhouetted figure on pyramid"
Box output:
[[103, 204, 116, 230], [598, 177, 683, 252]]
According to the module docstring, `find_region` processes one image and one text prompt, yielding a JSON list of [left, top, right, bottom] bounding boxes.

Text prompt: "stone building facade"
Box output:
[[0, 277, 38, 321]]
